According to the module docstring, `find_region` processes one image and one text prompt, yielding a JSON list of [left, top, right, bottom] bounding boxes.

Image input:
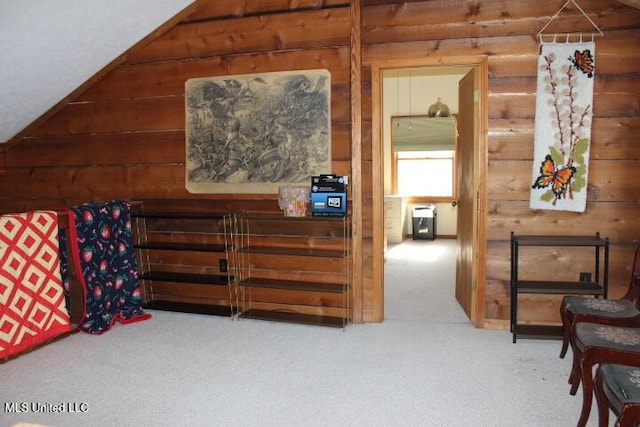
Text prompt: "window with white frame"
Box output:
[[395, 150, 455, 197]]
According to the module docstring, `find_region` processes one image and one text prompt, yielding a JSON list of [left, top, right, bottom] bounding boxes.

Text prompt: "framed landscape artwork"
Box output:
[[185, 69, 332, 194]]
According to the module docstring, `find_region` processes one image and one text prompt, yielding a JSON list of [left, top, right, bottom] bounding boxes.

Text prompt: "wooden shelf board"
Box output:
[[239, 278, 346, 293], [131, 211, 227, 220], [515, 281, 605, 295], [512, 234, 607, 246], [141, 271, 230, 285], [241, 246, 346, 258], [241, 214, 348, 221], [514, 324, 563, 341], [135, 242, 227, 252], [240, 309, 345, 328], [144, 300, 232, 317]]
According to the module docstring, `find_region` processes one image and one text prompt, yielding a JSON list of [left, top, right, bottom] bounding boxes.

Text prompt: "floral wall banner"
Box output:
[[530, 41, 595, 212], [185, 69, 332, 194]]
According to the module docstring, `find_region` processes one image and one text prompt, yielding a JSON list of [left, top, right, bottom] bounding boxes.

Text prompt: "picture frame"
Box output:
[[185, 69, 332, 194]]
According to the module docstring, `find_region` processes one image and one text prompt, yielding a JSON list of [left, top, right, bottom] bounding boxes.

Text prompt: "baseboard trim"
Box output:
[[403, 234, 456, 240]]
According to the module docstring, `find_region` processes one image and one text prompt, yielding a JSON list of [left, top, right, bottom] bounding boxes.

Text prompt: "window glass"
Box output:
[[396, 150, 454, 197]]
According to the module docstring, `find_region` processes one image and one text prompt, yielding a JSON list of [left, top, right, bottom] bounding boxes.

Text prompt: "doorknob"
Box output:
[[452, 200, 459, 207]]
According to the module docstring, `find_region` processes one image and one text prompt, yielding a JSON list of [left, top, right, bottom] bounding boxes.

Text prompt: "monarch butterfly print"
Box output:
[[569, 49, 594, 78], [532, 155, 577, 198]]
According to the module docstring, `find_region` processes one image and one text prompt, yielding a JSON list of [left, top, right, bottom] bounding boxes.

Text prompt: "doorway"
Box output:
[[371, 56, 489, 326], [382, 67, 467, 322]]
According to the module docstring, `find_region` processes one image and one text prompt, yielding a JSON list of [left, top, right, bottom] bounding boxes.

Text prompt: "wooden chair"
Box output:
[[569, 322, 640, 427], [595, 363, 640, 427], [560, 243, 640, 359]]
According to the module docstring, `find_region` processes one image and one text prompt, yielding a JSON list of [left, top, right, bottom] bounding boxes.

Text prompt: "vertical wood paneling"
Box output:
[[350, 0, 366, 322]]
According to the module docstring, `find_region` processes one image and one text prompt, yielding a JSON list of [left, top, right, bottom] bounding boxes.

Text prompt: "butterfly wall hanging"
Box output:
[[529, 41, 594, 212], [529, 0, 603, 212]]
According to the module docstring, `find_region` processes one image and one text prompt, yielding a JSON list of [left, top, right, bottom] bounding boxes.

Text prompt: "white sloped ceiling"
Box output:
[[0, 0, 195, 143]]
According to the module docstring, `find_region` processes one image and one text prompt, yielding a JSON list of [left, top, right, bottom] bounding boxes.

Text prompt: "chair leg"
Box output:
[[593, 365, 609, 427], [569, 345, 582, 394], [570, 371, 581, 395], [560, 303, 570, 359], [576, 358, 596, 427]]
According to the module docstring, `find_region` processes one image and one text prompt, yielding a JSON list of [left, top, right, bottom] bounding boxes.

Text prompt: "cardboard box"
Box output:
[[311, 175, 347, 217]]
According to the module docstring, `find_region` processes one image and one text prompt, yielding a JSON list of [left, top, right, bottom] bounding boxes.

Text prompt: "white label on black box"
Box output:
[[327, 196, 342, 208]]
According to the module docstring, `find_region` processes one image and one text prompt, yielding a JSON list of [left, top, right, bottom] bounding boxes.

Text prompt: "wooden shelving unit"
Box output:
[[235, 214, 351, 328], [510, 232, 609, 343], [131, 204, 236, 317]]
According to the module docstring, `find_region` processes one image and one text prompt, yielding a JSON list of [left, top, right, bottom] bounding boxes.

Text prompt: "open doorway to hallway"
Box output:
[[380, 66, 470, 321], [371, 55, 488, 325]]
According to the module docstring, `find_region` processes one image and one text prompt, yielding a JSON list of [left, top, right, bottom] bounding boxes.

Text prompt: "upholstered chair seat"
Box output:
[[595, 363, 640, 427], [570, 322, 640, 427], [575, 323, 640, 354], [560, 243, 640, 359], [564, 297, 638, 319]]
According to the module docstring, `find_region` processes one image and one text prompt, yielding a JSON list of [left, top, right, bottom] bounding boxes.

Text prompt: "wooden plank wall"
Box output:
[[0, 0, 352, 213], [0, 0, 638, 327], [361, 0, 640, 327]]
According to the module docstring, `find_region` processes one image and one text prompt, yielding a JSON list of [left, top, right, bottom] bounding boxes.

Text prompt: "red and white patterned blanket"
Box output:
[[0, 211, 71, 360]]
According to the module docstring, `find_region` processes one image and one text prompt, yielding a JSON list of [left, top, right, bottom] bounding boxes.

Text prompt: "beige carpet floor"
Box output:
[[0, 238, 612, 427]]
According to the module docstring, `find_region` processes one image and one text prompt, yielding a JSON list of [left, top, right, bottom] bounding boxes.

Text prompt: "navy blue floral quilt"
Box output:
[[66, 201, 151, 334]]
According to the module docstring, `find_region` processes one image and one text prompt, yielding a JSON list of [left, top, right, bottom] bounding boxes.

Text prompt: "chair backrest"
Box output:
[[623, 241, 640, 304]]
